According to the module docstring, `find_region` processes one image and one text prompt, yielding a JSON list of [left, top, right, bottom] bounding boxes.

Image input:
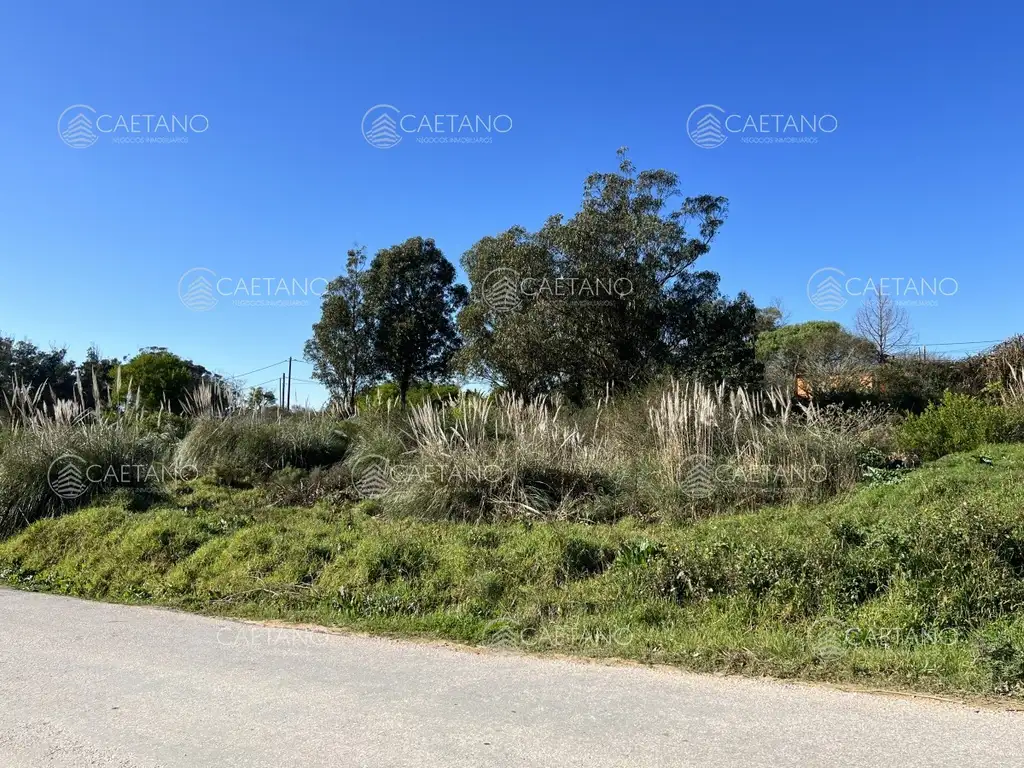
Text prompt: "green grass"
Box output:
[[173, 414, 352, 486], [3, 445, 1024, 699]]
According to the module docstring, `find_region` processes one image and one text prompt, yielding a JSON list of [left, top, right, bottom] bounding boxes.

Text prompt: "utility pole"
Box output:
[[286, 356, 293, 411]]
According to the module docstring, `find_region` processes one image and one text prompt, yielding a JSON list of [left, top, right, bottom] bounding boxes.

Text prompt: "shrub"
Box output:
[[896, 392, 1024, 460], [0, 421, 170, 536], [873, 358, 981, 413], [643, 382, 880, 518], [135, 411, 191, 440], [374, 394, 622, 522], [263, 464, 352, 507], [174, 414, 352, 485]]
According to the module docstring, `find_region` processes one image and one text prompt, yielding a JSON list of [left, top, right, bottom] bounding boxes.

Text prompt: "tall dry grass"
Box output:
[[374, 393, 616, 520], [1, 375, 202, 535], [351, 380, 887, 522], [1, 371, 894, 530]]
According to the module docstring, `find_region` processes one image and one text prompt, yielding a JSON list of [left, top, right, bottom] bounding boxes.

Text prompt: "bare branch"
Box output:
[[854, 292, 915, 363]]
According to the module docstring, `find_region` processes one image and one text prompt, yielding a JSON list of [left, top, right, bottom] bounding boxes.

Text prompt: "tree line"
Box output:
[[0, 340, 235, 414], [6, 150, 1012, 415], [305, 149, 1020, 412], [305, 149, 763, 408]]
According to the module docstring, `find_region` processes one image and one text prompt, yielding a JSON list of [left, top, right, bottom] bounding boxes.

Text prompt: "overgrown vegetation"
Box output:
[[336, 380, 897, 524], [0, 420, 169, 536], [3, 151, 1024, 702], [897, 391, 1024, 460], [174, 414, 351, 486], [3, 446, 1024, 698]]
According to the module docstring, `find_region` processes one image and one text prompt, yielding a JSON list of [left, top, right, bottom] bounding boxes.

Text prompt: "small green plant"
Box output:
[[896, 391, 1024, 461], [861, 465, 910, 486], [174, 413, 352, 482], [615, 538, 665, 568]]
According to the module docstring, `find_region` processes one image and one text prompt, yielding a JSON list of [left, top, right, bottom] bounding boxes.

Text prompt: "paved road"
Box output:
[[0, 588, 1021, 767]]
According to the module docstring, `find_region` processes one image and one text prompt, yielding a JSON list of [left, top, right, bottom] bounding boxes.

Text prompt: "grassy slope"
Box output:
[[2, 445, 1024, 698]]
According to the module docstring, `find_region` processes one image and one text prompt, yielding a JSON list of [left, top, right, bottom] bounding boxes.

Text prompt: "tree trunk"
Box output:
[[399, 377, 410, 410]]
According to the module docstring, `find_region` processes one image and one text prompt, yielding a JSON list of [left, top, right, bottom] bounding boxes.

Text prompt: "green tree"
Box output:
[[117, 348, 222, 412], [246, 386, 277, 409], [458, 149, 758, 402], [363, 237, 467, 408], [756, 321, 875, 395], [79, 344, 125, 411], [305, 247, 379, 410], [356, 381, 462, 410], [0, 334, 77, 403], [753, 298, 788, 335]]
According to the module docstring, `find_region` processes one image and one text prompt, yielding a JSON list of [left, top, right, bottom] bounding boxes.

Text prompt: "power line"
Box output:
[[905, 339, 1004, 348], [248, 376, 282, 389], [223, 359, 290, 380]]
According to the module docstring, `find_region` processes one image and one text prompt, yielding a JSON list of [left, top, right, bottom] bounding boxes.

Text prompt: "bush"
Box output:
[[355, 382, 463, 411], [0, 421, 170, 536], [373, 394, 623, 522], [173, 414, 352, 485], [135, 411, 192, 440], [896, 392, 1024, 460]]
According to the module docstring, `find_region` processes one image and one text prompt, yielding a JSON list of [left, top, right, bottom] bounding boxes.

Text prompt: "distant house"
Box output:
[[794, 372, 876, 399]]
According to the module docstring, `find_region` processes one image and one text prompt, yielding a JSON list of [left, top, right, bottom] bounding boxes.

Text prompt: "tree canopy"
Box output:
[[363, 237, 467, 407], [304, 247, 378, 409], [118, 348, 227, 412], [457, 148, 760, 402], [307, 238, 467, 408], [757, 321, 876, 395]]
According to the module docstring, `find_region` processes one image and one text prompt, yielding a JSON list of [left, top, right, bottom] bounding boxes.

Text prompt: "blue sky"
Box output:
[[1, 1, 1020, 405]]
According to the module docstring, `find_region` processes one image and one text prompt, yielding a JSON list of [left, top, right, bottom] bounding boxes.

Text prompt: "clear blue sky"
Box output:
[[1, 1, 1020, 405]]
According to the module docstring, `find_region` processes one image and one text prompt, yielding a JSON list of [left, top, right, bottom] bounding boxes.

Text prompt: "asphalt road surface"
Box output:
[[1, 587, 1021, 767]]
